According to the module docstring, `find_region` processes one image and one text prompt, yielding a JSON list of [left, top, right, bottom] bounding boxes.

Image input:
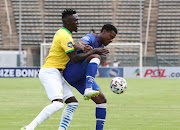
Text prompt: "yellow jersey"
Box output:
[[42, 27, 75, 70]]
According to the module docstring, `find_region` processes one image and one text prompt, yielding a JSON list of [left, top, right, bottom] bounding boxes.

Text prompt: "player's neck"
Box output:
[[63, 26, 72, 33], [98, 34, 102, 43]]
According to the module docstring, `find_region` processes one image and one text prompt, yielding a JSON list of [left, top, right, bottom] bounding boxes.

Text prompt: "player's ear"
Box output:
[[63, 18, 69, 26], [66, 19, 70, 25], [65, 16, 72, 25]]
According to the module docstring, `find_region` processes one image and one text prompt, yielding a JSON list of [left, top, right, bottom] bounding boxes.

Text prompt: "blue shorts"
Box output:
[[63, 60, 100, 95]]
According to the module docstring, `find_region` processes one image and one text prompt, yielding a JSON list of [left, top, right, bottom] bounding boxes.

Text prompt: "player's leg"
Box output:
[[91, 82, 107, 130], [58, 81, 79, 130], [63, 60, 87, 83], [91, 90, 107, 130], [63, 59, 99, 100], [84, 54, 101, 100], [21, 68, 65, 130], [70, 80, 107, 130]]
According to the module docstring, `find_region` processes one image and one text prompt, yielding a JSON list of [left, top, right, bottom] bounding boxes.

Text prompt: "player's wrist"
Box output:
[[91, 49, 96, 54]]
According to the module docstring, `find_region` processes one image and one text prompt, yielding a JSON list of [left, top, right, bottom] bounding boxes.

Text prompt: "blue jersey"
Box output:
[[77, 33, 104, 54], [81, 33, 104, 48]]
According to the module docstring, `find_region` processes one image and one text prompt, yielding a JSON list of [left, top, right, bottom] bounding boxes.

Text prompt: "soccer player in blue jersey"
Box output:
[[63, 24, 118, 130]]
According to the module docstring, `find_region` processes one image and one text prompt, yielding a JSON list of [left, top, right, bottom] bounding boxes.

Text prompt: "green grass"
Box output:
[[0, 78, 180, 130]]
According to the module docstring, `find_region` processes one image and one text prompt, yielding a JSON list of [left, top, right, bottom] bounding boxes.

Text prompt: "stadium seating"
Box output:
[[156, 0, 180, 66], [0, 0, 179, 67], [107, 0, 145, 66], [44, 0, 113, 42], [115, 0, 145, 43], [11, 0, 144, 44], [105, 44, 141, 67], [11, 0, 43, 44]]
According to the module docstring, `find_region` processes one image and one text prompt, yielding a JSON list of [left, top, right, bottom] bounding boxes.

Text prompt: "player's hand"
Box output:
[[93, 48, 110, 56], [84, 45, 93, 53]]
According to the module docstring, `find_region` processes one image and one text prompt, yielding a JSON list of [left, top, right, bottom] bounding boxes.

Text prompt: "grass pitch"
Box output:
[[0, 78, 180, 130]]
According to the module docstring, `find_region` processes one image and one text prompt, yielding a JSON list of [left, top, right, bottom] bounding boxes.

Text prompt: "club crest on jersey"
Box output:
[[67, 42, 73, 48]]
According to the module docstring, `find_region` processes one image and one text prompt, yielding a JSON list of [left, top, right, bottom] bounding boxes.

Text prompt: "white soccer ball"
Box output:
[[110, 77, 127, 94]]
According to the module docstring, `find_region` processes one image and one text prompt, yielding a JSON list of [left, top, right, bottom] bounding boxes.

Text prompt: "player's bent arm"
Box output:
[[73, 40, 86, 50], [67, 49, 96, 63], [67, 48, 109, 63]]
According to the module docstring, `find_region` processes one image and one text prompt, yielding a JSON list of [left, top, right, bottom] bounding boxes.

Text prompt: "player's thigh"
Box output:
[[39, 68, 63, 101], [70, 78, 86, 95], [63, 60, 87, 83]]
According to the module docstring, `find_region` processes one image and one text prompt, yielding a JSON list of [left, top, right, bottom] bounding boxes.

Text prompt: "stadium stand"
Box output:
[[156, 0, 180, 66], [116, 0, 145, 43], [106, 45, 140, 66], [11, 0, 43, 44], [105, 0, 145, 66], [0, 0, 179, 67], [44, 0, 113, 42]]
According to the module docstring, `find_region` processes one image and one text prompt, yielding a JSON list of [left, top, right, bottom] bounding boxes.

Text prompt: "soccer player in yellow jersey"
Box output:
[[21, 9, 109, 130]]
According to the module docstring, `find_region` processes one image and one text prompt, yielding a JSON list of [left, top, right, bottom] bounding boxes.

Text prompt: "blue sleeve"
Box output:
[[80, 33, 95, 46]]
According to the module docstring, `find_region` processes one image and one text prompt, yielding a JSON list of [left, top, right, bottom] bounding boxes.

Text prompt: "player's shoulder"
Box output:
[[56, 27, 70, 35], [87, 33, 97, 38], [81, 33, 96, 42], [55, 28, 72, 40]]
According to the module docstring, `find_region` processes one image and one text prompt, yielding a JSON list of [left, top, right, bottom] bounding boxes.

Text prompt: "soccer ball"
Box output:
[[110, 77, 127, 94]]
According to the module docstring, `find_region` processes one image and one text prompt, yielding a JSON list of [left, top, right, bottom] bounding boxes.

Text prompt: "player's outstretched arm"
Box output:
[[67, 48, 109, 63]]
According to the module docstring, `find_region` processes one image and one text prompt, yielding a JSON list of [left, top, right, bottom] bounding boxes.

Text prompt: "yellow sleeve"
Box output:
[[60, 34, 76, 53]]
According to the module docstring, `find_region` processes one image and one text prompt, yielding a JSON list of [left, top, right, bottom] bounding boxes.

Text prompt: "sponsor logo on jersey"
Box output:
[[82, 36, 90, 41], [67, 42, 73, 48]]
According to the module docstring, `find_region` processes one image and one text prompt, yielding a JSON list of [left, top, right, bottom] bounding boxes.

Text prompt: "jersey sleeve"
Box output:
[[60, 34, 76, 53], [80, 33, 95, 46]]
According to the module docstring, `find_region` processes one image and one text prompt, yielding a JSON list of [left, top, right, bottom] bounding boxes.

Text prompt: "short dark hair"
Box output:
[[101, 24, 118, 34], [62, 9, 76, 20]]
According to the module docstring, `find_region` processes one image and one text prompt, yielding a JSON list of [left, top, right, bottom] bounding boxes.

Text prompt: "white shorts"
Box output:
[[39, 68, 74, 102]]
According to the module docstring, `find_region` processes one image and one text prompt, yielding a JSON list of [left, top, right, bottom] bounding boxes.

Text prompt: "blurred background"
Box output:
[[0, 0, 179, 69]]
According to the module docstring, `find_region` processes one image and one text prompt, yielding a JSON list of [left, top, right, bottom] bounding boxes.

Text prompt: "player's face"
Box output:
[[101, 30, 116, 46], [68, 14, 79, 32]]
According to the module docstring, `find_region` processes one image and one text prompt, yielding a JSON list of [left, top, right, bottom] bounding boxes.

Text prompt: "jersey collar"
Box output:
[[62, 27, 71, 34]]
